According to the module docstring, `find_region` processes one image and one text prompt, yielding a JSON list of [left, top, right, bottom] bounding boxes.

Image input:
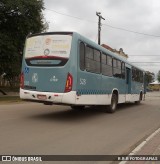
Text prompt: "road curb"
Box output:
[[119, 127, 160, 164]]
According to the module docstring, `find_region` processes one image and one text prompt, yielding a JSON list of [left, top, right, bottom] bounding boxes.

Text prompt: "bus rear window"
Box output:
[[24, 34, 72, 67]]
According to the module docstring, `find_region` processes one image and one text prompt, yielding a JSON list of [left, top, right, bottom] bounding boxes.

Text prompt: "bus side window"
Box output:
[[106, 55, 113, 76], [85, 46, 94, 72], [132, 67, 143, 83], [93, 49, 101, 73], [117, 60, 122, 78], [101, 53, 113, 77], [101, 53, 107, 75], [132, 68, 135, 81], [121, 62, 125, 79], [113, 59, 120, 78], [79, 42, 85, 71]]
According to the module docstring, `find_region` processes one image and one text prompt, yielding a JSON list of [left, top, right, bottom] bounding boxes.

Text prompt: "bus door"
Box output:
[[126, 67, 131, 94]]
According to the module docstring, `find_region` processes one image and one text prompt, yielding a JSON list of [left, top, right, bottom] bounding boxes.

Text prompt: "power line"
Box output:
[[132, 63, 160, 66], [45, 8, 160, 38], [45, 8, 96, 23], [131, 62, 160, 63], [129, 55, 160, 56], [131, 64, 160, 66], [134, 65, 160, 66], [103, 24, 160, 38]]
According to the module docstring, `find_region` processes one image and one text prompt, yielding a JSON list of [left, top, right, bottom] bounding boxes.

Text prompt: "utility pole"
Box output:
[[96, 12, 105, 45]]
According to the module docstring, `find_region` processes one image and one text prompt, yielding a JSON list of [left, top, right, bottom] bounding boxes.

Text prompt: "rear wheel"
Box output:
[[71, 105, 85, 110], [135, 92, 143, 104], [106, 94, 118, 113]]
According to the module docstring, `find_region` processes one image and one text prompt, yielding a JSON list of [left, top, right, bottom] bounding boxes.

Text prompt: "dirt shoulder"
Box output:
[[0, 90, 21, 104]]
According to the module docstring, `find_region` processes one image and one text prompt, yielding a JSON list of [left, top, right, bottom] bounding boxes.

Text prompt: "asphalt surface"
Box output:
[[0, 92, 160, 164]]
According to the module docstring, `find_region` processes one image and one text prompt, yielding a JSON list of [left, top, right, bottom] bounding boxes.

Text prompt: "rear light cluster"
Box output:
[[65, 73, 73, 92], [20, 72, 24, 89], [20, 72, 73, 92]]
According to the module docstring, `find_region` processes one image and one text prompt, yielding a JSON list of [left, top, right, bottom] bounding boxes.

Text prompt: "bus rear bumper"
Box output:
[[20, 89, 76, 105]]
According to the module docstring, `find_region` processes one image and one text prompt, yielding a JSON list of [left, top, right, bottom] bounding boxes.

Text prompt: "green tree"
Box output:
[[0, 0, 47, 87], [145, 71, 154, 85]]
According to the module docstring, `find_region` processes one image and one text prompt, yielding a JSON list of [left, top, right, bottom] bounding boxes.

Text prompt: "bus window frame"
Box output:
[[79, 41, 102, 75]]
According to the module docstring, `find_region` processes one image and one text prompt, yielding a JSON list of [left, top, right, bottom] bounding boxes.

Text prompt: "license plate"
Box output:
[[37, 94, 47, 100]]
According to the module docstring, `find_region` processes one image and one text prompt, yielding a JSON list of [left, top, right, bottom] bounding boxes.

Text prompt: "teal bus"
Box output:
[[20, 32, 146, 113]]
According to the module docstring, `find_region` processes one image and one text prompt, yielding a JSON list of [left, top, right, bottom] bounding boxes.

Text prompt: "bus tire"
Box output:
[[71, 105, 85, 110], [106, 94, 117, 113]]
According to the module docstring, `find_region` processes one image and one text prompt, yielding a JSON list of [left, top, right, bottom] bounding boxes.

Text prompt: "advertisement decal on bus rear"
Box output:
[[25, 35, 72, 67]]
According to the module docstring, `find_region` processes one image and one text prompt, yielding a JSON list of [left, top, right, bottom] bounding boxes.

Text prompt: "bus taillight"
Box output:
[[65, 73, 73, 92], [20, 72, 24, 89]]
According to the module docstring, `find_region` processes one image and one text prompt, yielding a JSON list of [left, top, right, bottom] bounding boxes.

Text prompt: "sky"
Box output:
[[43, 0, 160, 77]]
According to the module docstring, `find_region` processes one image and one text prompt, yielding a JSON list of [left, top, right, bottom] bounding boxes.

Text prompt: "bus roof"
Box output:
[[74, 32, 145, 72], [27, 31, 145, 72]]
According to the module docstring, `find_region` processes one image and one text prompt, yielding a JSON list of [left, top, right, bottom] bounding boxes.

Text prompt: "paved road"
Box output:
[[0, 92, 160, 163]]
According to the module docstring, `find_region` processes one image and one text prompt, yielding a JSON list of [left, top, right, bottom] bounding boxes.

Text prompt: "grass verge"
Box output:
[[0, 96, 22, 104]]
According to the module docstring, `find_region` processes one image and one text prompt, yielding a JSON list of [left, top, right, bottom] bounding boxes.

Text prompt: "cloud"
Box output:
[[43, 0, 160, 75]]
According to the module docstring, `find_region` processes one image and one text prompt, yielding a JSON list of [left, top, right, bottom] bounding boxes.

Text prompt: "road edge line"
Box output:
[[119, 127, 160, 164]]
